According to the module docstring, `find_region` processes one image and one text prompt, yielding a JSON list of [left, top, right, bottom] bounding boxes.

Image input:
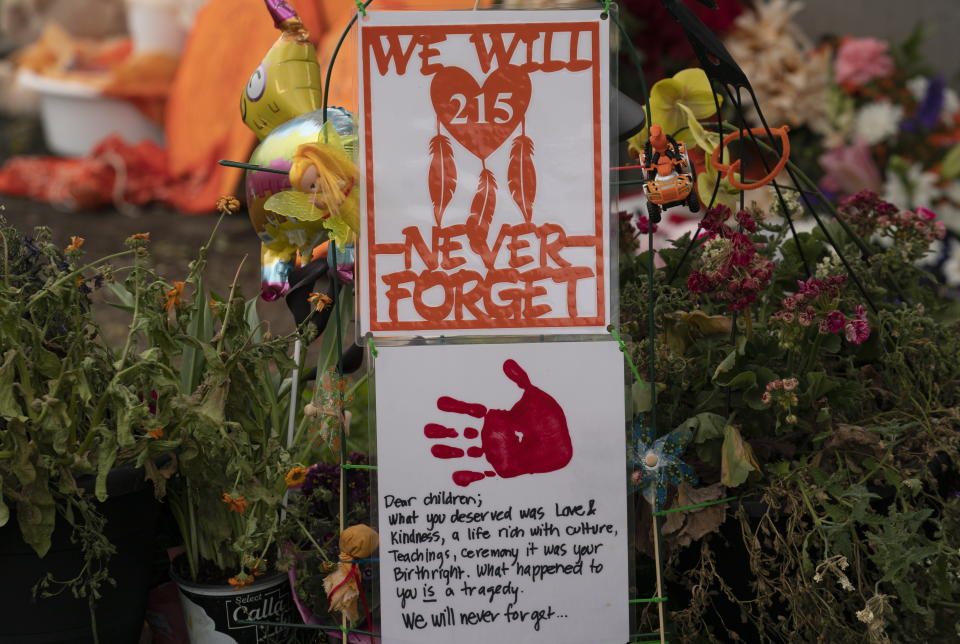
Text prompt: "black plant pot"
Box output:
[[0, 464, 161, 644]]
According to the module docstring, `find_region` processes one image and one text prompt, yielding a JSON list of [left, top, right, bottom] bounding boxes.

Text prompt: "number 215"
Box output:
[[450, 92, 513, 124]]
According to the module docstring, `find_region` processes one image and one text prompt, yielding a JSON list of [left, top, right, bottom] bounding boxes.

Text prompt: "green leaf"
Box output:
[[804, 371, 839, 401], [0, 477, 8, 527], [244, 297, 263, 344], [722, 370, 757, 390], [16, 474, 55, 557], [720, 424, 760, 487], [713, 349, 738, 382], [95, 432, 118, 502], [682, 412, 727, 444], [942, 143, 960, 180], [0, 350, 25, 419], [820, 332, 841, 354]]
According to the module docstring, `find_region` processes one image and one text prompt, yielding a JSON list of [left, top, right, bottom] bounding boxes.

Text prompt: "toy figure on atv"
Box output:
[[639, 124, 701, 222]]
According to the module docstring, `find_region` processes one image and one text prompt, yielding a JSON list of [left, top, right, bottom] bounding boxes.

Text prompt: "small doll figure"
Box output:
[[264, 131, 360, 248]]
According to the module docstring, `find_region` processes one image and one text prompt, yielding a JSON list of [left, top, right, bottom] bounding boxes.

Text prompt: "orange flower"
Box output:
[[307, 291, 333, 312], [284, 466, 308, 488], [148, 426, 164, 439], [227, 572, 253, 588], [164, 281, 186, 312], [216, 195, 241, 215], [65, 236, 85, 251], [221, 493, 248, 514]]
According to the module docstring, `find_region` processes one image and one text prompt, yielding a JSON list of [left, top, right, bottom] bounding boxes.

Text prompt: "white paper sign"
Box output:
[[375, 342, 629, 644], [358, 11, 611, 337]]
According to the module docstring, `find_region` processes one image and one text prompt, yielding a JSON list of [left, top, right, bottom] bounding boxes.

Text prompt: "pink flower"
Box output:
[[834, 38, 894, 87], [819, 142, 883, 197], [636, 214, 659, 234], [735, 209, 757, 232], [915, 207, 936, 221], [825, 310, 846, 334], [761, 392, 772, 404], [845, 318, 871, 344], [783, 378, 799, 391], [782, 296, 798, 311]]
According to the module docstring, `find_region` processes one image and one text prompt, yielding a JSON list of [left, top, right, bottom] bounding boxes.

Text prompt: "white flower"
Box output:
[[853, 102, 904, 145], [907, 76, 928, 101], [942, 239, 960, 287], [882, 162, 940, 209], [943, 88, 960, 122], [856, 608, 875, 624]]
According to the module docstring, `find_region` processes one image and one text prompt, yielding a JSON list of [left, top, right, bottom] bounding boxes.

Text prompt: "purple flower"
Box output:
[[903, 76, 945, 133]]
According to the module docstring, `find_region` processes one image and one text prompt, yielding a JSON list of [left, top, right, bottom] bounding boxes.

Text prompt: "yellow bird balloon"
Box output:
[[241, 0, 359, 301]]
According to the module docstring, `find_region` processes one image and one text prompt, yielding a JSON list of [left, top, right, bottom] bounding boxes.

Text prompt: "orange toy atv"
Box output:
[[639, 124, 700, 221]]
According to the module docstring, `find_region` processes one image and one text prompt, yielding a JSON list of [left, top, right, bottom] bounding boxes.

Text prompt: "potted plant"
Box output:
[[129, 211, 331, 643], [620, 189, 960, 640], [0, 217, 179, 643]]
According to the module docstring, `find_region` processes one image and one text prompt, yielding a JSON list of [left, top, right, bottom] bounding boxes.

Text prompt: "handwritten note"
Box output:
[[375, 342, 629, 643]]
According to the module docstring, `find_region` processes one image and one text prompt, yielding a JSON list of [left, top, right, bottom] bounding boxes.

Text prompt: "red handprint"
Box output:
[[424, 360, 573, 487]]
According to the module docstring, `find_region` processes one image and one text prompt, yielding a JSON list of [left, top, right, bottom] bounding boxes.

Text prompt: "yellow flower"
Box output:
[[65, 236, 84, 252], [307, 291, 333, 312], [628, 68, 723, 153], [284, 466, 308, 488], [164, 281, 186, 312], [130, 232, 150, 241], [697, 154, 743, 212]]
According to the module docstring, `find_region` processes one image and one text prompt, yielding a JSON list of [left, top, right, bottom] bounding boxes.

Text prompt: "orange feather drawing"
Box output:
[[469, 168, 498, 235], [507, 135, 536, 222], [428, 134, 457, 226]]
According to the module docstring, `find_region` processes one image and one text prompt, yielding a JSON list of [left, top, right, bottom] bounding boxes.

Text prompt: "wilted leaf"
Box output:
[[662, 482, 730, 547], [144, 453, 178, 499], [631, 380, 666, 414], [823, 424, 884, 458], [721, 424, 760, 487], [664, 310, 732, 355]]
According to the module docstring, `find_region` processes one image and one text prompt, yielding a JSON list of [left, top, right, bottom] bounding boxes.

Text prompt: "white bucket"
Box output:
[[125, 0, 187, 55], [17, 70, 165, 157]]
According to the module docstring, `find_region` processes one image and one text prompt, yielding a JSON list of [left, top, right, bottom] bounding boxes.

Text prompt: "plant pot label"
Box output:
[[358, 10, 612, 337], [374, 342, 629, 644], [177, 576, 298, 644]]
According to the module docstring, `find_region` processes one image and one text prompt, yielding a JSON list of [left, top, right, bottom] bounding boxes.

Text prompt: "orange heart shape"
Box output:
[[430, 65, 532, 160]]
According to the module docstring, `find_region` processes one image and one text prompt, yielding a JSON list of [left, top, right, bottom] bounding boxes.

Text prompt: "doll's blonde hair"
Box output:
[[288, 142, 358, 215]]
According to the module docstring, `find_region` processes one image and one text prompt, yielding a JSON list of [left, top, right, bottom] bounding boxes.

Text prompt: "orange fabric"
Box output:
[[103, 52, 180, 124], [165, 0, 490, 214], [164, 0, 325, 213], [0, 136, 171, 210]]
